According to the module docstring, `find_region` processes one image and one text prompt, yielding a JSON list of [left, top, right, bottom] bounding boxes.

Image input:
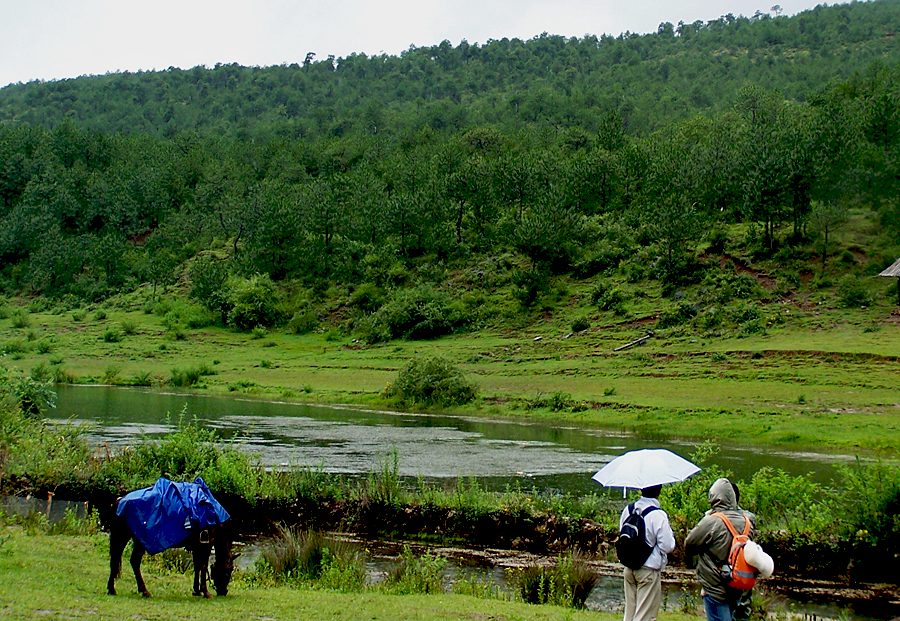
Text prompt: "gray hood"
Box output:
[[708, 478, 738, 513]]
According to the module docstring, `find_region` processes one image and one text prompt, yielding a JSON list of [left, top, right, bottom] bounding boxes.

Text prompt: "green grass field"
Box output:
[[0, 526, 700, 621], [0, 290, 897, 454]]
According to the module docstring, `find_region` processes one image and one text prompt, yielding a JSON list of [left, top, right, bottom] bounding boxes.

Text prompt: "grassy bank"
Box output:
[[0, 526, 700, 621], [0, 290, 897, 453]]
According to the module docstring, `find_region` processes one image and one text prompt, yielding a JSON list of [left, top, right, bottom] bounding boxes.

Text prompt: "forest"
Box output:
[[0, 0, 897, 341]]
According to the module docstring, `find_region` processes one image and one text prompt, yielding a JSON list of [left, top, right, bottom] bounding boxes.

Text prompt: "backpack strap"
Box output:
[[640, 506, 660, 518], [712, 511, 750, 537]]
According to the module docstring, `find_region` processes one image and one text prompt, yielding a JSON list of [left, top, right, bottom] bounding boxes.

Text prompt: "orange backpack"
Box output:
[[711, 512, 757, 590]]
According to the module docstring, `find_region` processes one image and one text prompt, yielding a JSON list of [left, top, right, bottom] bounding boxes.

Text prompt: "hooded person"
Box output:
[[685, 478, 757, 621]]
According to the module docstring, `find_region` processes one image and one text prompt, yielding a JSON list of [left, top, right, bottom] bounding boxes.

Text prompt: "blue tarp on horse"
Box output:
[[116, 477, 230, 554]]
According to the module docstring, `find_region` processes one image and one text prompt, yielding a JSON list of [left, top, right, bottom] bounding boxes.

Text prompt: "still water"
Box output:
[[49, 385, 853, 493]]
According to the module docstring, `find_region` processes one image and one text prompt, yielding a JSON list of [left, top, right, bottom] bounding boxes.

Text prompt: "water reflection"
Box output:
[[49, 385, 850, 494]]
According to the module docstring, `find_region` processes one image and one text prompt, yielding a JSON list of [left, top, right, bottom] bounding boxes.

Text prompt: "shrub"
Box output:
[[287, 308, 318, 335], [384, 356, 477, 407], [189, 255, 231, 321], [362, 286, 466, 342], [349, 282, 386, 313], [707, 227, 729, 254], [591, 281, 628, 314], [259, 526, 330, 582], [511, 269, 549, 308], [657, 302, 697, 328], [10, 309, 30, 329], [251, 326, 268, 340], [837, 276, 872, 308], [0, 366, 56, 418], [383, 545, 446, 595], [169, 364, 215, 387], [102, 328, 122, 343], [511, 552, 598, 608], [571, 316, 590, 333], [226, 274, 283, 331]]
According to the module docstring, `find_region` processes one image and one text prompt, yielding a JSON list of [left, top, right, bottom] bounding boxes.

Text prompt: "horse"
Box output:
[[106, 477, 237, 598], [107, 515, 235, 597]]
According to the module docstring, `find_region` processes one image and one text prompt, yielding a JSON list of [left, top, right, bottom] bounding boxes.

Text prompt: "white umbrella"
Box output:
[[592, 448, 700, 490]]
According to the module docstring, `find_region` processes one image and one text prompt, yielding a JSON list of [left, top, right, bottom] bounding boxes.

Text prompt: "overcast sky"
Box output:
[[1, 0, 832, 88]]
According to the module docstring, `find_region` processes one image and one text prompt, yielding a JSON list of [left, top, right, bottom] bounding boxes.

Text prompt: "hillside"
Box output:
[[0, 0, 897, 351], [0, 2, 898, 138]]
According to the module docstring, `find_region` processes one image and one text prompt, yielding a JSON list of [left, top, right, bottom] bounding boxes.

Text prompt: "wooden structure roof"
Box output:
[[878, 258, 900, 277]]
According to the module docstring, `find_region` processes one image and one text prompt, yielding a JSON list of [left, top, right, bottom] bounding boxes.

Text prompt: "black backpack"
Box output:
[[616, 503, 660, 569]]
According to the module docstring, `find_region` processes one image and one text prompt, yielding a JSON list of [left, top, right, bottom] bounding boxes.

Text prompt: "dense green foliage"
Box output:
[[0, 2, 896, 345], [0, 3, 897, 138]]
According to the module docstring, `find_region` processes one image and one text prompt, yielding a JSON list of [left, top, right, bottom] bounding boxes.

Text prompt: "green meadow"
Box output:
[[0, 526, 699, 621]]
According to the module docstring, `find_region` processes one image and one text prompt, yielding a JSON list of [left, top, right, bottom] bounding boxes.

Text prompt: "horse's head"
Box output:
[[211, 536, 237, 596]]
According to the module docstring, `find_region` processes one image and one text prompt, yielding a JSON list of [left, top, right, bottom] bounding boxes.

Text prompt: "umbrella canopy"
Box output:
[[592, 448, 700, 489]]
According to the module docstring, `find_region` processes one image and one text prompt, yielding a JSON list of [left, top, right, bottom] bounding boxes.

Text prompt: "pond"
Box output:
[[49, 384, 854, 494]]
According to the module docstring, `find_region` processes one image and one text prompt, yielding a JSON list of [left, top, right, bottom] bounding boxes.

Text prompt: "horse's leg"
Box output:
[[107, 519, 129, 595], [129, 541, 151, 597], [192, 542, 212, 598]]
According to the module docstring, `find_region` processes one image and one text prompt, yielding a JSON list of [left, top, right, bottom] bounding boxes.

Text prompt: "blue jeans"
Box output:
[[703, 594, 735, 621]]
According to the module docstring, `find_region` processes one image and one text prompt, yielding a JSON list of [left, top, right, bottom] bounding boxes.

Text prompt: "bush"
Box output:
[[384, 356, 477, 407], [591, 281, 628, 314], [259, 526, 329, 582], [0, 366, 56, 418], [226, 274, 283, 331], [511, 552, 598, 608], [571, 316, 590, 333], [838, 276, 872, 308], [511, 269, 549, 308], [102, 328, 122, 343], [383, 546, 446, 594], [349, 282, 386, 313], [169, 364, 215, 387], [657, 301, 698, 328], [287, 308, 318, 335], [10, 309, 30, 329], [361, 286, 466, 342], [707, 227, 729, 254], [189, 255, 231, 321]]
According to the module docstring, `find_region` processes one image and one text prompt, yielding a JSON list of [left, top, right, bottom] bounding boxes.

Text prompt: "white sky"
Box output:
[[1, 0, 831, 88]]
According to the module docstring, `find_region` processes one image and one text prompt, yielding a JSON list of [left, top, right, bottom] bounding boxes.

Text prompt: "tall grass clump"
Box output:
[[383, 545, 446, 594], [255, 525, 365, 591], [510, 552, 598, 608], [10, 309, 31, 329], [359, 451, 404, 506], [168, 363, 216, 387], [383, 356, 477, 407]]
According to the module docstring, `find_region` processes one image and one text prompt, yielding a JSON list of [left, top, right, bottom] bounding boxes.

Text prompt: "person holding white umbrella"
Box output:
[[593, 449, 701, 621], [617, 484, 676, 621]]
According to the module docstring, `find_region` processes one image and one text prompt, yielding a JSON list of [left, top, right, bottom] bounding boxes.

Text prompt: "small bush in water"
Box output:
[[257, 526, 363, 588], [511, 552, 598, 608], [383, 545, 446, 595]]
